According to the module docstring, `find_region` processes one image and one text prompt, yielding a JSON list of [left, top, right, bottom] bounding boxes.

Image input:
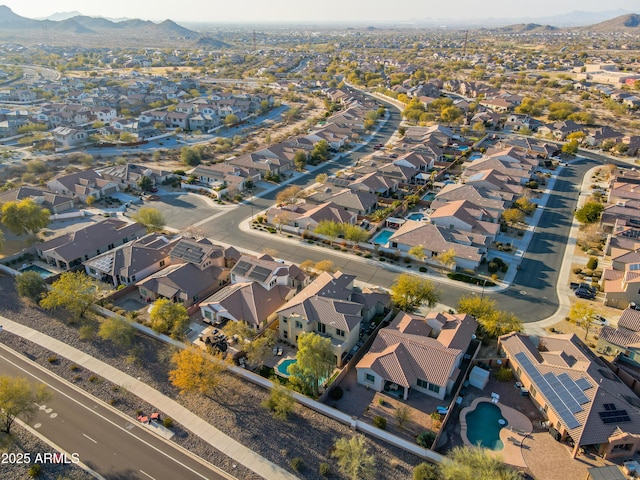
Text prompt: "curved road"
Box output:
[[192, 90, 618, 323], [0, 343, 229, 480]]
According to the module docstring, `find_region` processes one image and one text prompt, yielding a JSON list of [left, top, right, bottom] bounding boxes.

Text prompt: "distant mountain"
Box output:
[[196, 36, 232, 49], [528, 9, 632, 27], [494, 23, 558, 34], [0, 5, 200, 43], [38, 11, 82, 21], [583, 13, 640, 32]]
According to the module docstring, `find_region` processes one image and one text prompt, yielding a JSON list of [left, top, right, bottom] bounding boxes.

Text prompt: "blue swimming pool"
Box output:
[[19, 265, 55, 278], [465, 401, 507, 450], [456, 145, 470, 151], [407, 213, 424, 221], [469, 154, 482, 161], [422, 192, 436, 201], [276, 358, 297, 377], [372, 229, 394, 246]]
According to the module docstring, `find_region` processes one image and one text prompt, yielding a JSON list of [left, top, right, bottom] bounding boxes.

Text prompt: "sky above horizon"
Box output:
[[3, 0, 639, 23]]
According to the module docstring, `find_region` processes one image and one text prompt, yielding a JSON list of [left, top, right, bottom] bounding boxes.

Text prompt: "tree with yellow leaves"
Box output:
[[168, 347, 227, 397]]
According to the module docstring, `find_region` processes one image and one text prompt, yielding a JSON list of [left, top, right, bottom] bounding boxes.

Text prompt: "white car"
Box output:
[[591, 315, 608, 327]]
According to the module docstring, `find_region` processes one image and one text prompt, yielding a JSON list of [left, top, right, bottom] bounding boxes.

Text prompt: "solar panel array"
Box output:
[[515, 352, 581, 430], [575, 377, 592, 391], [88, 252, 115, 272], [171, 243, 204, 264], [233, 261, 252, 276], [557, 373, 590, 405], [599, 410, 631, 424], [249, 266, 272, 283]]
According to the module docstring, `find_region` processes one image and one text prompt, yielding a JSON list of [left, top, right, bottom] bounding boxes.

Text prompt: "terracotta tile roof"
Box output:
[[599, 326, 640, 348], [357, 311, 476, 389]]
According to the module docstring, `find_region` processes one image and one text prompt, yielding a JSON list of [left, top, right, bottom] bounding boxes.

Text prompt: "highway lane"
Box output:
[[0, 344, 230, 480]]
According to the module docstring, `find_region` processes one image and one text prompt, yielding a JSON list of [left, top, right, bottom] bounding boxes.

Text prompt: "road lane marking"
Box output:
[[140, 470, 156, 480], [83, 434, 98, 444], [0, 351, 216, 480]]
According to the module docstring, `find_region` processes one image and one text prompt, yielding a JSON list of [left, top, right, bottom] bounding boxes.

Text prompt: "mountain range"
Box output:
[[0, 5, 199, 43]]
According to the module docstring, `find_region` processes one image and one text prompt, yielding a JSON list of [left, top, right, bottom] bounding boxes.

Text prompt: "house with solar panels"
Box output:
[[499, 332, 640, 459]]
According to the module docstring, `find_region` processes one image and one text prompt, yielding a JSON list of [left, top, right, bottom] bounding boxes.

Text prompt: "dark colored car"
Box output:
[[575, 288, 596, 300]]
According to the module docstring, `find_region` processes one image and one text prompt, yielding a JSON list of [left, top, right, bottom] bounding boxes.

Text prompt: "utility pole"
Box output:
[[462, 30, 469, 57], [252, 30, 257, 51]]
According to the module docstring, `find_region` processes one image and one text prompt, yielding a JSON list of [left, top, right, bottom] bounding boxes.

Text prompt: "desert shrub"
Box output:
[[319, 462, 331, 477], [329, 386, 344, 400], [374, 415, 387, 429], [290, 457, 303, 472], [495, 368, 513, 382], [572, 267, 582, 274], [587, 257, 598, 270], [416, 431, 437, 448], [163, 417, 174, 428]]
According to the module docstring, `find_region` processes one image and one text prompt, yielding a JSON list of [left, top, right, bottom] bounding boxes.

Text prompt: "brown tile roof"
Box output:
[[618, 308, 640, 332], [357, 311, 476, 388], [500, 332, 640, 447]]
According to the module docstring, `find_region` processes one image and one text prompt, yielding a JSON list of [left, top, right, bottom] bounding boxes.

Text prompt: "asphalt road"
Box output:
[[0, 344, 228, 480]]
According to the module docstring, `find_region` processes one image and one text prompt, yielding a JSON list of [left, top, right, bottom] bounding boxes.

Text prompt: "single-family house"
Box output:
[[499, 332, 640, 460], [37, 218, 146, 270], [0, 187, 75, 215], [277, 271, 390, 366], [357, 311, 477, 400]]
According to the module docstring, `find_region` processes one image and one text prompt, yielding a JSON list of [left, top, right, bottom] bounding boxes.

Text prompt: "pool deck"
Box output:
[[459, 397, 533, 468]]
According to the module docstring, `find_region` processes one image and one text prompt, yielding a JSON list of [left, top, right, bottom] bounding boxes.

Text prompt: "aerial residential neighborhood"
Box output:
[[1, 2, 640, 480]]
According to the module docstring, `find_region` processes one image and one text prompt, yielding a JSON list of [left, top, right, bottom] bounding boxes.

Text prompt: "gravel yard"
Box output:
[[0, 273, 423, 479]]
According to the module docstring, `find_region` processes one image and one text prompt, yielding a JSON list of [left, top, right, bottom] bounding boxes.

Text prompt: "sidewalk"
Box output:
[[0, 316, 298, 480]]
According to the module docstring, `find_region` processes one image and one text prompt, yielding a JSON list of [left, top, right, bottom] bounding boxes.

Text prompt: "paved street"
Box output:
[[0, 343, 229, 480]]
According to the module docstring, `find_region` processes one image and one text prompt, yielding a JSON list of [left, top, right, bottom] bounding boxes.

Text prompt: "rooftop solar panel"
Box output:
[[233, 261, 251, 276], [249, 266, 272, 283], [544, 373, 582, 414], [575, 377, 592, 391], [515, 352, 581, 430], [558, 373, 590, 405]]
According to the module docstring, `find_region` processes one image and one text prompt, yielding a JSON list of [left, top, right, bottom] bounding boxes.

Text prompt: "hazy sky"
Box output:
[[3, 0, 639, 23]]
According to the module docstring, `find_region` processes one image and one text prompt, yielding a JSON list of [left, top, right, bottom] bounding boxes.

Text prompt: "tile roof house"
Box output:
[[277, 271, 390, 366], [47, 170, 123, 203], [600, 201, 640, 231], [388, 220, 488, 271], [431, 184, 509, 217], [37, 218, 146, 270], [500, 332, 640, 460], [83, 233, 179, 287], [305, 188, 378, 215], [357, 311, 477, 400], [199, 282, 292, 331], [230, 254, 309, 291], [97, 163, 174, 190], [601, 249, 640, 308], [597, 309, 640, 363], [428, 199, 500, 241], [266, 201, 356, 231], [0, 186, 75, 215]]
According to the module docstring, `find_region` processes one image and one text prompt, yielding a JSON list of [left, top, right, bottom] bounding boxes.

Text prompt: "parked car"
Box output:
[[575, 288, 596, 300], [591, 315, 608, 326], [578, 283, 596, 294]]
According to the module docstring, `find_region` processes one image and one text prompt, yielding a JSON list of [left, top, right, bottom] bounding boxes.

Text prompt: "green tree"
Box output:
[[343, 223, 369, 243], [437, 248, 457, 269], [138, 175, 154, 192], [224, 113, 239, 126], [457, 295, 497, 321], [314, 260, 336, 273], [149, 298, 190, 338], [332, 435, 376, 480], [168, 347, 226, 396], [482, 310, 523, 338], [413, 463, 441, 480], [15, 271, 47, 301], [575, 201, 604, 224], [40, 272, 100, 319], [0, 199, 49, 235], [132, 207, 166, 232], [395, 405, 412, 429], [293, 150, 307, 171], [315, 220, 343, 246], [98, 316, 136, 347], [245, 329, 277, 367], [440, 446, 522, 480], [514, 197, 536, 215], [501, 208, 525, 226], [441, 106, 463, 124], [290, 332, 334, 397], [568, 301, 597, 339], [180, 146, 201, 167], [222, 320, 255, 343], [262, 383, 295, 420], [408, 245, 426, 261], [310, 140, 331, 164], [275, 185, 303, 206], [315, 173, 328, 184], [562, 139, 579, 155], [390, 273, 439, 312], [0, 376, 51, 434]]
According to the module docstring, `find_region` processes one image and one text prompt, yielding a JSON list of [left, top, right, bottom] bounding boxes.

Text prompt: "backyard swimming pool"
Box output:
[[465, 401, 507, 450], [422, 192, 436, 201], [275, 358, 297, 378], [19, 265, 55, 278], [469, 154, 483, 161], [407, 213, 424, 221], [456, 145, 470, 151], [371, 229, 394, 246]]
